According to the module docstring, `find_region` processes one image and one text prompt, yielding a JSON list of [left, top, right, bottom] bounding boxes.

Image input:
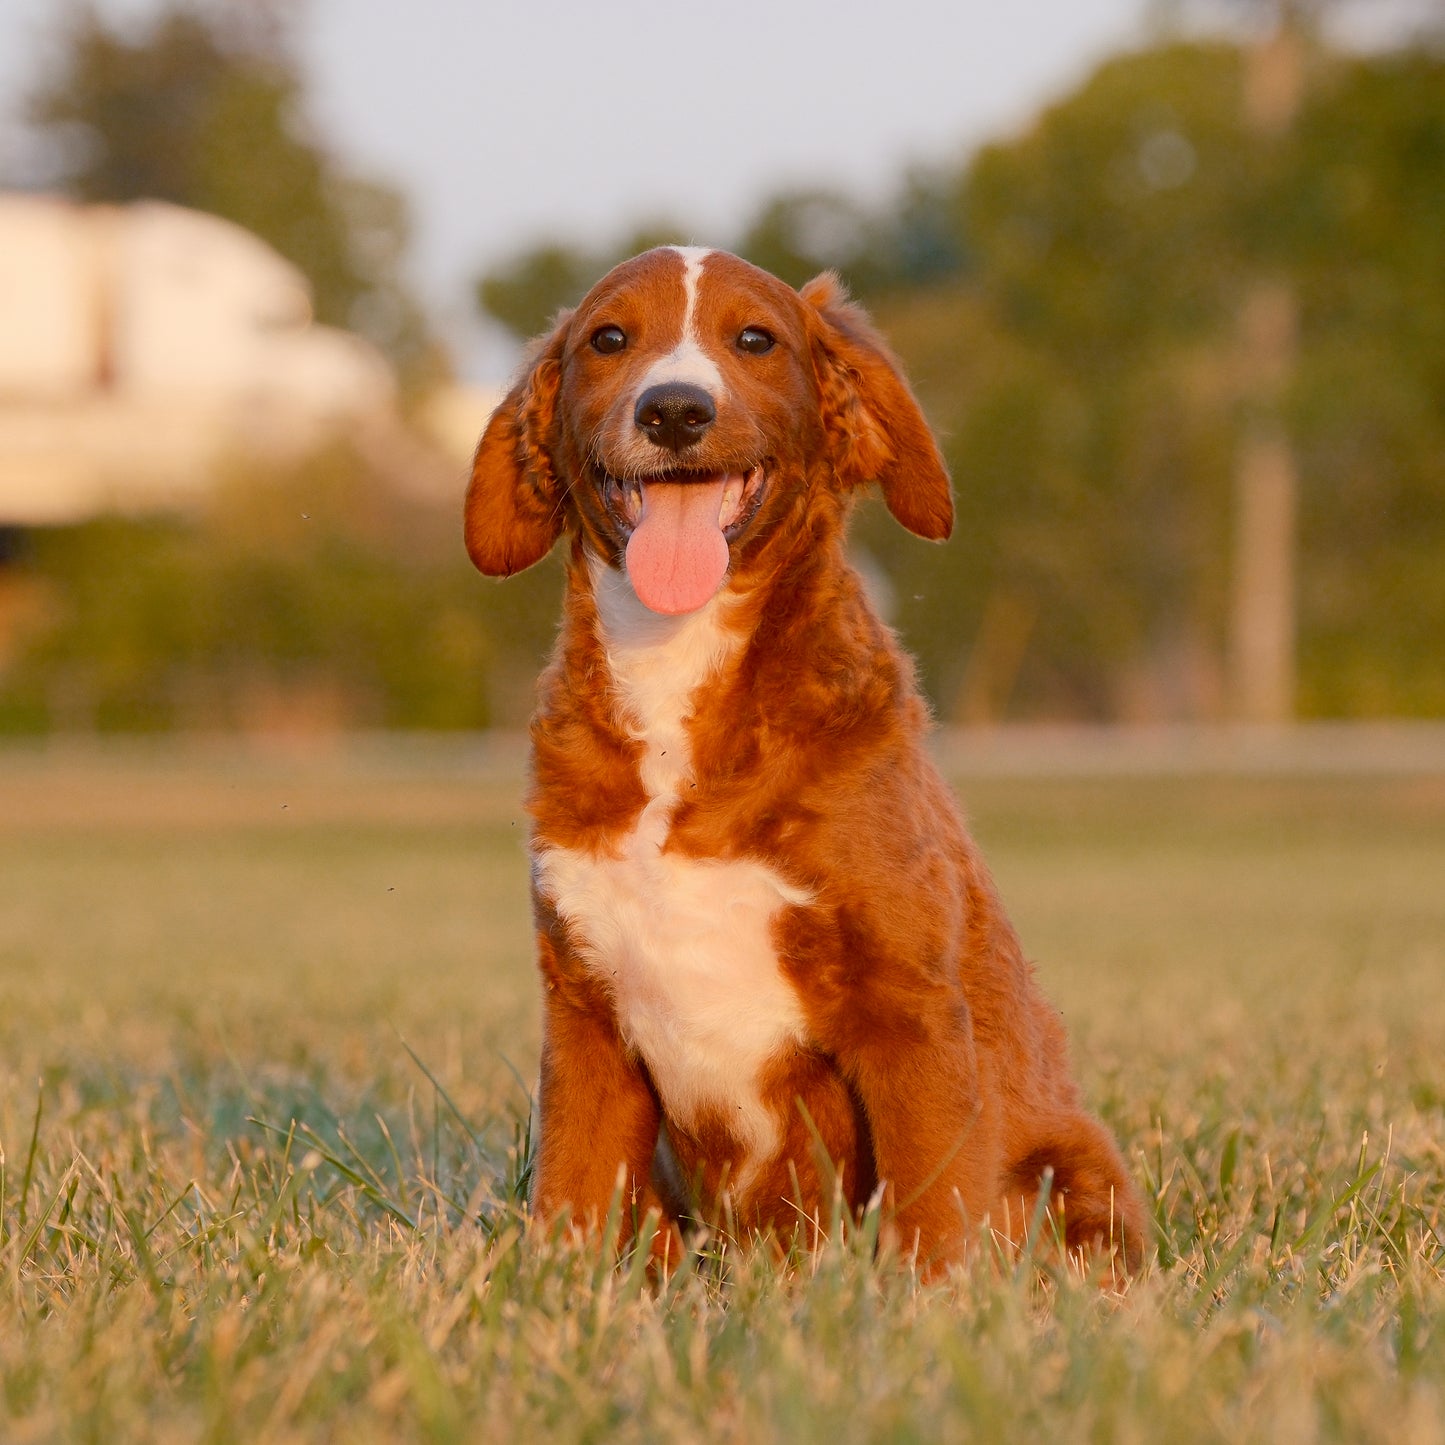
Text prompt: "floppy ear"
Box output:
[[464, 313, 572, 576], [801, 273, 953, 541]]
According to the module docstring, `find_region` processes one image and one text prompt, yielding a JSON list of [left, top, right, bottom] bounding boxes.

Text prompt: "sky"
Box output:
[[0, 0, 1438, 380]]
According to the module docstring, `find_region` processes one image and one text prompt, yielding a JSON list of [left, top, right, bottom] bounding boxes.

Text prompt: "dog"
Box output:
[[465, 246, 1146, 1275]]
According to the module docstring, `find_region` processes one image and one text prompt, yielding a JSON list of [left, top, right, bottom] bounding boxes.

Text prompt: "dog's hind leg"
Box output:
[[999, 1114, 1150, 1276]]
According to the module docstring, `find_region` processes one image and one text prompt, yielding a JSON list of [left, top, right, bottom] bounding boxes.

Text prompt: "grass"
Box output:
[[1, 737, 1443, 1442]]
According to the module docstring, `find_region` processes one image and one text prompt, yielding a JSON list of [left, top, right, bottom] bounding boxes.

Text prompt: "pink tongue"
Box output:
[[624, 478, 730, 615]]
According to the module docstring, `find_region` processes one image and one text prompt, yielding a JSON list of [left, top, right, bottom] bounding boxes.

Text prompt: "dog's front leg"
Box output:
[[842, 1002, 998, 1277], [530, 977, 669, 1254]]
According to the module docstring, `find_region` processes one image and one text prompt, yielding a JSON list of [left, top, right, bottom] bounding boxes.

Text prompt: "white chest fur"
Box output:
[[533, 560, 810, 1171]]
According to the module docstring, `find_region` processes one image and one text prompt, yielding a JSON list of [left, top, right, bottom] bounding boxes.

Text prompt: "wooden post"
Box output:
[[1230, 413, 1297, 723], [1228, 13, 1304, 725]]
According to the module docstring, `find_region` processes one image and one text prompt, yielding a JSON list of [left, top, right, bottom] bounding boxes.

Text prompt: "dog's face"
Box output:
[[465, 246, 952, 615]]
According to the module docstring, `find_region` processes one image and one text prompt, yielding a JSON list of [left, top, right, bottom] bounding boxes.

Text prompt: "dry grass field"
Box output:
[[1, 734, 1442, 1442]]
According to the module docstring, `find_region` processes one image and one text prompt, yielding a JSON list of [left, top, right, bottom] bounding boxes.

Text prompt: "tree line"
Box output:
[[2, 4, 1441, 729], [475, 33, 1445, 722]]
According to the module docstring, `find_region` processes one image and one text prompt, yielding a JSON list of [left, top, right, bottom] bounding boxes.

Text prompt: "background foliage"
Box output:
[[0, 454, 529, 734], [2, 9, 1442, 729], [473, 36, 1445, 723]]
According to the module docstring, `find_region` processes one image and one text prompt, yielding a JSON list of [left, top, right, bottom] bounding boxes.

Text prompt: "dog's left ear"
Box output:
[[801, 273, 953, 541], [464, 312, 572, 576]]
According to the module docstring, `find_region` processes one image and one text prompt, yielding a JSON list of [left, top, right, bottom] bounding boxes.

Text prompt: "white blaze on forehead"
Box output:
[[636, 245, 723, 396]]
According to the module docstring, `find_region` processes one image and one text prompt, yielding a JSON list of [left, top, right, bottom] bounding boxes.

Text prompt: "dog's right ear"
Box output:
[[464, 313, 572, 576]]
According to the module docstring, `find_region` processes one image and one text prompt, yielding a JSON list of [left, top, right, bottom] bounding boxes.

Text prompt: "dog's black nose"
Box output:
[[634, 383, 716, 452]]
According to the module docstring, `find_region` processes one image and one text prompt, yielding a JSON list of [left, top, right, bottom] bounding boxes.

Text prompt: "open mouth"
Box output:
[[598, 464, 768, 615], [604, 463, 767, 542]]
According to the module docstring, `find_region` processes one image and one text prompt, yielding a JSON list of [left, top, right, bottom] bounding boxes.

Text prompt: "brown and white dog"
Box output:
[[465, 246, 1146, 1275]]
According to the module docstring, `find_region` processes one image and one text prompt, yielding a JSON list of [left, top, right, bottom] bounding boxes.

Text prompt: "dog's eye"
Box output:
[[591, 325, 627, 355], [737, 327, 775, 355]]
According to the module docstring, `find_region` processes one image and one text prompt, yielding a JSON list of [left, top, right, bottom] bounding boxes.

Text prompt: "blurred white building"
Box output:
[[0, 194, 404, 524]]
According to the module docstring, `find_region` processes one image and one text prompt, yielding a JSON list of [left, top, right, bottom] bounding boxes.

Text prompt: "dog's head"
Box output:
[[465, 246, 951, 615]]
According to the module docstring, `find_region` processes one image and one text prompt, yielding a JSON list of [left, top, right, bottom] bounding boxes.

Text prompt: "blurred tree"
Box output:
[[862, 44, 1265, 718], [735, 188, 883, 291], [6, 25, 1439, 732], [1286, 45, 1445, 716], [476, 222, 691, 343], [0, 449, 504, 734], [885, 36, 1445, 720], [23, 1, 438, 382], [465, 33, 1445, 725], [475, 183, 970, 346], [731, 181, 970, 295], [476, 243, 603, 345], [886, 171, 972, 289]]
